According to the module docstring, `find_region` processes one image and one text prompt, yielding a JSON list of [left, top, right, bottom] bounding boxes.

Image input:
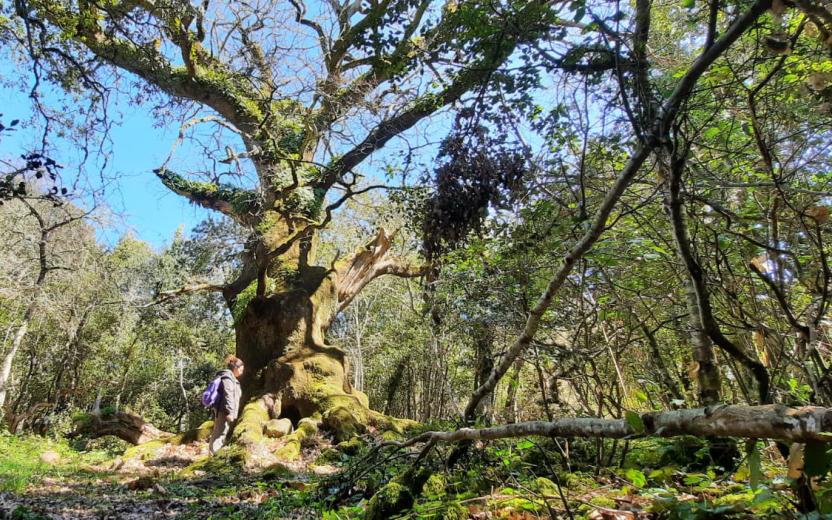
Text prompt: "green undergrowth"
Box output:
[[318, 434, 832, 519], [5, 431, 832, 519], [0, 431, 116, 493]]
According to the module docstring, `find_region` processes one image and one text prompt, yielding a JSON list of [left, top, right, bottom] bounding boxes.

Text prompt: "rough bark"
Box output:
[[660, 160, 721, 406], [682, 281, 721, 405], [666, 152, 770, 403], [0, 315, 31, 411], [0, 201, 53, 412], [227, 230, 418, 454]]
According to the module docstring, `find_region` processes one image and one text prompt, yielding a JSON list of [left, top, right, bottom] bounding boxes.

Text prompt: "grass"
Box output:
[[0, 431, 113, 493]]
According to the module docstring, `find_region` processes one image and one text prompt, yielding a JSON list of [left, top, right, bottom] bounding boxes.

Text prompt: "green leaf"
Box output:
[[625, 411, 645, 434], [625, 468, 647, 489], [516, 439, 535, 450], [804, 441, 831, 477], [749, 443, 762, 490], [681, 0, 695, 9]]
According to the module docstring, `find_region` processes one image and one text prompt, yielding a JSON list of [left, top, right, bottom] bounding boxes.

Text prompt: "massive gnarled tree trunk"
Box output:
[[228, 228, 424, 446]]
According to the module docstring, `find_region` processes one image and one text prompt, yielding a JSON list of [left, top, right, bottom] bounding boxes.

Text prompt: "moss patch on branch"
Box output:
[[155, 169, 258, 217], [120, 420, 213, 461]]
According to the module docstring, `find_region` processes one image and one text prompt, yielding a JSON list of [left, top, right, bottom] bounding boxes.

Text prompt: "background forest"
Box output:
[[3, 0, 832, 518]]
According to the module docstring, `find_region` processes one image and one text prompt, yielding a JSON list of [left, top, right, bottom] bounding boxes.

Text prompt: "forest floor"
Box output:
[[0, 430, 821, 519]]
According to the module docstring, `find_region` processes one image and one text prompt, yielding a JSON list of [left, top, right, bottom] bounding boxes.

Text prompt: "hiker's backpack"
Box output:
[[201, 376, 224, 408]]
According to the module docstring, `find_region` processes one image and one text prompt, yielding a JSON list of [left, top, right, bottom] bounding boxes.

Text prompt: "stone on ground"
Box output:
[[264, 418, 293, 438], [39, 450, 61, 465]]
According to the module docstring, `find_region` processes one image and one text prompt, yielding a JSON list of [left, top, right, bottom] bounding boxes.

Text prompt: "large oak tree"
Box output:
[[6, 0, 561, 449]]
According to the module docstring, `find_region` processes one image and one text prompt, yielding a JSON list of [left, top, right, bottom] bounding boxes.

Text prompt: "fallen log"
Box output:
[[71, 411, 171, 445], [398, 405, 832, 448]]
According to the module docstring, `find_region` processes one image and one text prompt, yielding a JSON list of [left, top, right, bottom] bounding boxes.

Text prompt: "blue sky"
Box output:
[[1, 77, 216, 248], [97, 105, 214, 246]]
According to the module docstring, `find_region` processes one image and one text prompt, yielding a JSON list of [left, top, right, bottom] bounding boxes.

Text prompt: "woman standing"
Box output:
[[208, 355, 244, 455]]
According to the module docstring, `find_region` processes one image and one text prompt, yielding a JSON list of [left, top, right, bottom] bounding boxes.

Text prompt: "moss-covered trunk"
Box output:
[[227, 257, 411, 458]]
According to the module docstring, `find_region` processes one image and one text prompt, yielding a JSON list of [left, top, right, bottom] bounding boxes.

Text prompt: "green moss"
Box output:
[[365, 482, 413, 520], [122, 439, 170, 461], [180, 420, 214, 444], [563, 471, 596, 491], [380, 430, 404, 442], [279, 184, 325, 219], [180, 58, 265, 122], [434, 501, 467, 520], [256, 211, 281, 235], [260, 461, 294, 480], [589, 496, 617, 508], [315, 447, 342, 465], [423, 474, 446, 497], [368, 410, 419, 436], [398, 467, 432, 493], [156, 169, 258, 216], [532, 476, 559, 496], [231, 278, 269, 324], [233, 400, 271, 446], [180, 445, 246, 477], [335, 437, 365, 456], [323, 404, 367, 443], [275, 418, 318, 461], [71, 412, 94, 428], [353, 389, 370, 409], [275, 440, 301, 461], [265, 99, 307, 156]]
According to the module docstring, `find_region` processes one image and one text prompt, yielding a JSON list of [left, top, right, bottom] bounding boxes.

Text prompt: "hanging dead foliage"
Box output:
[[421, 128, 529, 263]]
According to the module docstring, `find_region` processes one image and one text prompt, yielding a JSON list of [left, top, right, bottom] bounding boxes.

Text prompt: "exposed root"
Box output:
[[118, 420, 214, 467], [71, 411, 172, 445]]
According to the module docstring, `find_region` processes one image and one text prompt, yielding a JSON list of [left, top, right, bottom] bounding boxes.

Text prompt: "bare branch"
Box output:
[[146, 281, 227, 307], [336, 228, 427, 312]]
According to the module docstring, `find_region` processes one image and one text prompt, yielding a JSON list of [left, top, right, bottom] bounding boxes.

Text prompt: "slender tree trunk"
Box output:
[[664, 152, 769, 403], [639, 324, 685, 406], [503, 360, 523, 424], [383, 356, 410, 416], [0, 311, 33, 411], [472, 325, 494, 418], [0, 201, 59, 415], [683, 281, 722, 405], [659, 155, 722, 406]]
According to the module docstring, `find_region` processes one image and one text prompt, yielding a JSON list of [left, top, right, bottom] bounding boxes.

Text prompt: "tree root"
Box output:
[[120, 420, 214, 461], [71, 411, 173, 445]]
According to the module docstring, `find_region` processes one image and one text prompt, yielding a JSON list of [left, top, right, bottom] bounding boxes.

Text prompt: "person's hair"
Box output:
[[225, 355, 244, 370]]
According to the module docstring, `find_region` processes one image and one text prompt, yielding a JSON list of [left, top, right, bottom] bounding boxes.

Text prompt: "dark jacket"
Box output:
[[214, 369, 241, 418]]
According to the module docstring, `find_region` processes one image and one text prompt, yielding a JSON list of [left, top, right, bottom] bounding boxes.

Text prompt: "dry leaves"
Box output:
[[750, 254, 769, 273], [805, 206, 829, 223], [788, 443, 805, 480]]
